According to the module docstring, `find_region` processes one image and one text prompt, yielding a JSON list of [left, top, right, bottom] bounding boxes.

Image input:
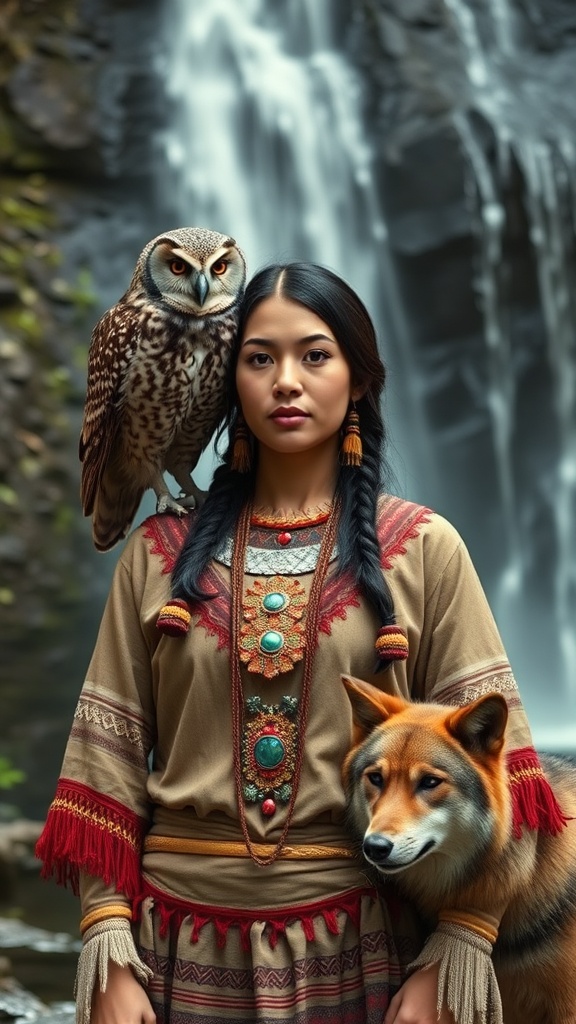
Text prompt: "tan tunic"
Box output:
[[56, 496, 531, 920]]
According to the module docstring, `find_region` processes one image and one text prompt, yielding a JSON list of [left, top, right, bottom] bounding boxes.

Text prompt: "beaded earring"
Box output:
[[231, 413, 252, 473], [341, 402, 363, 466]]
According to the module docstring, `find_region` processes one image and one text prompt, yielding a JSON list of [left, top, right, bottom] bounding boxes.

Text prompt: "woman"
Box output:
[[37, 263, 565, 1024]]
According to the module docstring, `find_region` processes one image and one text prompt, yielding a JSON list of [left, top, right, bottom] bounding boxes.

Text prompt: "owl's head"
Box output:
[[135, 227, 247, 316]]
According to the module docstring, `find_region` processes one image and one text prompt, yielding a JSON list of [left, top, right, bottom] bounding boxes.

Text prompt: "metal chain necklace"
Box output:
[[230, 498, 341, 867]]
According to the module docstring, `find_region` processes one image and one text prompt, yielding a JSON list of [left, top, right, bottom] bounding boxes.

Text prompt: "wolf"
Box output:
[[341, 674, 576, 1024]]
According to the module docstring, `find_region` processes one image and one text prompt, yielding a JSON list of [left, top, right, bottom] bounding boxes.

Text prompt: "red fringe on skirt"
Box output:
[[133, 880, 379, 952]]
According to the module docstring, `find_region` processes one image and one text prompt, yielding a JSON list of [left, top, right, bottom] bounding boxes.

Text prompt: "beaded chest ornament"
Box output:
[[230, 500, 340, 866]]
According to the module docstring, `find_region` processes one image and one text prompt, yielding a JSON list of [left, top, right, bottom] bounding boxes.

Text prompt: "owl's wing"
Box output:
[[79, 303, 139, 516]]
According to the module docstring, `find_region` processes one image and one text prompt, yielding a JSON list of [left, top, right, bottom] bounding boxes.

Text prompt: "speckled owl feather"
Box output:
[[79, 227, 247, 552]]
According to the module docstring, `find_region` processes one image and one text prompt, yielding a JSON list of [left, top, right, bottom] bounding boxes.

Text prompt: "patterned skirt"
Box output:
[[133, 881, 423, 1024]]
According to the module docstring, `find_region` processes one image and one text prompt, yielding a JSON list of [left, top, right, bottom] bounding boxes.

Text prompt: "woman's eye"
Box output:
[[212, 259, 228, 276], [248, 353, 272, 366], [304, 349, 329, 363], [169, 259, 188, 275]]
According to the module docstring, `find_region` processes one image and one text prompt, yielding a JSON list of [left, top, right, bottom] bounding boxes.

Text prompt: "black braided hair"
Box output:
[[170, 262, 400, 667]]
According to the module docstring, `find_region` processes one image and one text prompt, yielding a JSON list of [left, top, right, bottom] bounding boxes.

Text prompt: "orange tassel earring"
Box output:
[[231, 414, 252, 473], [341, 403, 363, 466]]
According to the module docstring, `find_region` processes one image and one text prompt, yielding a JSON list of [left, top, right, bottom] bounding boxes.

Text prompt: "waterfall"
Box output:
[[443, 0, 576, 712], [154, 0, 576, 735], [155, 0, 433, 493]]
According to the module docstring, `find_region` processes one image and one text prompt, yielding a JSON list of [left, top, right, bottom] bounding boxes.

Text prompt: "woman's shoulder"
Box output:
[[376, 493, 464, 566], [119, 510, 197, 574]]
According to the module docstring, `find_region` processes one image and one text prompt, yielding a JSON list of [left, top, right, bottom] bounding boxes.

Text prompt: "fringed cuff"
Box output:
[[507, 746, 571, 838], [35, 778, 145, 897], [409, 920, 503, 1024], [74, 918, 152, 1024]]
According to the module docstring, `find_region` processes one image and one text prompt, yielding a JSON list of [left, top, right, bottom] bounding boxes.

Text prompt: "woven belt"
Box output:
[[144, 835, 355, 860]]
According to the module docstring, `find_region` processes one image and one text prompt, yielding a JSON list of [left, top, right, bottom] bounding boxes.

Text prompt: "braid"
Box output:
[[336, 399, 398, 670], [171, 444, 254, 603]]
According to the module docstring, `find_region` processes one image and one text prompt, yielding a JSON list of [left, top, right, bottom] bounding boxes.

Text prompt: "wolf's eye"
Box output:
[[418, 774, 442, 791], [366, 771, 384, 789]]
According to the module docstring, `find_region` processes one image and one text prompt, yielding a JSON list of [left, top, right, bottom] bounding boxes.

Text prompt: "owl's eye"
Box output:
[[211, 259, 228, 276], [169, 259, 188, 275]]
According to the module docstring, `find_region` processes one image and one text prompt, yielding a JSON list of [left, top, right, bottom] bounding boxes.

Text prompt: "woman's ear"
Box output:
[[350, 383, 368, 403]]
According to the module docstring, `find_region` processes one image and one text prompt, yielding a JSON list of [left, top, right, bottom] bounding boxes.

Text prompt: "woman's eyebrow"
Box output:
[[242, 333, 336, 347]]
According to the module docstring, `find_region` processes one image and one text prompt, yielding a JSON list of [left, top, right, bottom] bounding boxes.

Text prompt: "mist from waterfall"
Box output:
[[154, 0, 576, 745]]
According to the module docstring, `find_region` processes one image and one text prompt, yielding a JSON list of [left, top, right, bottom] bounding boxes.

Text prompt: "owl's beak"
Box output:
[[193, 271, 209, 306]]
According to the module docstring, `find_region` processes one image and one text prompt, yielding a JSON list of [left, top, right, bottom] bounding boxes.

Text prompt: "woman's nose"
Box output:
[[273, 360, 303, 395]]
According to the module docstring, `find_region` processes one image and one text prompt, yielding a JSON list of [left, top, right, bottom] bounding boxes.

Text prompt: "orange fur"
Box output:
[[342, 675, 576, 1024]]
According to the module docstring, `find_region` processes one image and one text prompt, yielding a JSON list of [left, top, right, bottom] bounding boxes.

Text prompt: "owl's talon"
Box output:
[[179, 490, 207, 509], [156, 494, 190, 516]]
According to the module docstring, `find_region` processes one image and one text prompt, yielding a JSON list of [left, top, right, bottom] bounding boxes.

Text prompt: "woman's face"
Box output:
[[236, 294, 359, 459]]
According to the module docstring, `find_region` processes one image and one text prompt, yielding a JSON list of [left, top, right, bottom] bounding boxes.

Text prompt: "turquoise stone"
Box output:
[[262, 591, 287, 613], [254, 735, 285, 769], [260, 630, 284, 653]]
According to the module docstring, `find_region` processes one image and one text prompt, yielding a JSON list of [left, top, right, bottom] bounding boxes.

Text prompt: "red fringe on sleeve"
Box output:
[[507, 747, 571, 839], [35, 778, 146, 898]]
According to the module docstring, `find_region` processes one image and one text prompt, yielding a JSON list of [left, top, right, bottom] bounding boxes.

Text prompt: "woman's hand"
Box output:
[[384, 965, 455, 1024], [90, 962, 156, 1024]]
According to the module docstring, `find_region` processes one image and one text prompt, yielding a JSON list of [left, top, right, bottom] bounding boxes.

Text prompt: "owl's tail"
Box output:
[[91, 462, 145, 552]]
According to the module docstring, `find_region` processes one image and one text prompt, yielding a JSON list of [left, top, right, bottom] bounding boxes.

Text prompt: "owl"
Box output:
[[79, 226, 247, 552]]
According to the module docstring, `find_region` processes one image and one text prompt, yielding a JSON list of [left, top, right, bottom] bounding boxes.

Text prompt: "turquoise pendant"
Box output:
[[262, 591, 289, 613], [259, 630, 284, 654], [254, 734, 286, 769]]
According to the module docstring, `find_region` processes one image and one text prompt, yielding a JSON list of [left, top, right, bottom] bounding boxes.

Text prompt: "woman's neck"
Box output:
[[253, 443, 338, 513]]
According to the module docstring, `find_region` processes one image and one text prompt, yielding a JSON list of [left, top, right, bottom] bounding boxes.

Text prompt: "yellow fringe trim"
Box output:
[[80, 905, 132, 935], [144, 835, 355, 859], [49, 796, 139, 849]]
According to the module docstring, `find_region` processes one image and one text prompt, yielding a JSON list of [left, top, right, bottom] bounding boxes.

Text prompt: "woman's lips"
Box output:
[[270, 407, 310, 428]]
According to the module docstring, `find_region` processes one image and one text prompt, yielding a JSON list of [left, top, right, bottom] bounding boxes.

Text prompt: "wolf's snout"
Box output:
[[363, 834, 393, 863]]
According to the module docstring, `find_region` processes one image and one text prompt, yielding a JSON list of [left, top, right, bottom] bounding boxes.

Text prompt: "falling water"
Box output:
[[443, 0, 576, 710], [154, 0, 576, 723], [155, 0, 434, 493]]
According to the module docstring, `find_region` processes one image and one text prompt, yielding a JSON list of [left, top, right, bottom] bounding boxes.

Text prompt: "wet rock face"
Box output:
[[0, 0, 164, 633], [350, 0, 576, 699], [0, 0, 166, 821]]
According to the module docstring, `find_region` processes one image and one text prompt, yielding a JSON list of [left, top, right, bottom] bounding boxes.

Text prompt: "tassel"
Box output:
[[375, 623, 409, 662], [156, 598, 192, 636], [35, 780, 144, 898], [507, 746, 571, 838], [74, 918, 152, 1024], [231, 415, 252, 472], [408, 920, 503, 1024], [341, 405, 363, 466]]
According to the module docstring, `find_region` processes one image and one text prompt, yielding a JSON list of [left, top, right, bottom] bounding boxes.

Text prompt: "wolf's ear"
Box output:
[[341, 675, 407, 738], [446, 693, 508, 756]]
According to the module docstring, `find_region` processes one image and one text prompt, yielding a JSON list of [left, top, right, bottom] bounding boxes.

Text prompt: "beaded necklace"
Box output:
[[230, 499, 340, 867]]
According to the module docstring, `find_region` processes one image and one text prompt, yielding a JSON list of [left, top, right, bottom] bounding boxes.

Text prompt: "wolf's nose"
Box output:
[[363, 834, 394, 862]]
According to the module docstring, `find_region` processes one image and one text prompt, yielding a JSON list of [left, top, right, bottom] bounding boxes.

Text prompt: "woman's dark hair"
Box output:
[[171, 262, 398, 662]]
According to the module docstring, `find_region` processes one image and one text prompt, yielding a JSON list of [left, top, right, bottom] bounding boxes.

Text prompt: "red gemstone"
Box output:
[[261, 798, 277, 817], [277, 531, 292, 546]]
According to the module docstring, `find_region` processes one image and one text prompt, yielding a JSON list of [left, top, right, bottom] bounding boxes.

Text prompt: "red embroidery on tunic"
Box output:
[[143, 499, 434, 650], [143, 514, 190, 575], [377, 496, 433, 569]]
